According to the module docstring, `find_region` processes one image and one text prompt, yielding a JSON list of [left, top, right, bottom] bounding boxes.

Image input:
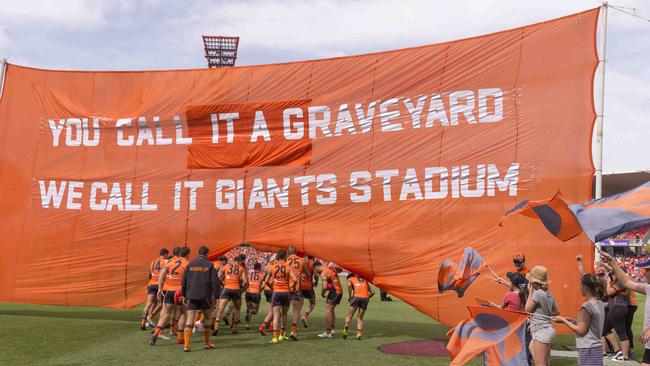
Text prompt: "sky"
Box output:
[[0, 0, 648, 172]]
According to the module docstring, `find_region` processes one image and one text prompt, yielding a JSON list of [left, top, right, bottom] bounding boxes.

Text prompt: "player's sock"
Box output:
[[184, 327, 191, 349], [280, 328, 285, 337], [326, 327, 332, 335], [171, 324, 177, 334], [203, 328, 211, 345], [290, 324, 297, 334], [273, 331, 278, 338], [176, 331, 184, 344]]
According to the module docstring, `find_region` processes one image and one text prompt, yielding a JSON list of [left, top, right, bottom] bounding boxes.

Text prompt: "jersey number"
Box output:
[[288, 257, 301, 270], [227, 266, 240, 275], [171, 260, 182, 275], [151, 260, 161, 273], [274, 265, 287, 279]]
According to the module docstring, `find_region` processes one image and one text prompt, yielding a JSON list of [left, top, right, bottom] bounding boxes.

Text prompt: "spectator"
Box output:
[[525, 265, 560, 366], [553, 273, 605, 365], [513, 253, 530, 275]]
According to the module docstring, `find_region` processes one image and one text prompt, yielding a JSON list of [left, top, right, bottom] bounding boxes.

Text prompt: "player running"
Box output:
[[150, 247, 190, 346], [181, 246, 219, 352], [300, 255, 318, 328], [212, 256, 248, 336], [342, 273, 374, 340], [245, 262, 265, 330], [259, 255, 276, 336], [265, 249, 298, 344], [318, 263, 343, 338], [141, 248, 168, 330], [287, 246, 308, 340]]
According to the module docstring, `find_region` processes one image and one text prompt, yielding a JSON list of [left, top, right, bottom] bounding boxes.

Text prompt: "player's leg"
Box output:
[[176, 306, 186, 344], [319, 301, 334, 338], [356, 306, 367, 340], [149, 297, 163, 324], [201, 306, 214, 349], [302, 290, 315, 327], [231, 297, 242, 333], [342, 303, 358, 339], [289, 293, 303, 340], [260, 291, 273, 335], [184, 308, 198, 352], [271, 305, 281, 343], [223, 301, 233, 325], [150, 302, 172, 345], [212, 298, 229, 336], [141, 291, 155, 330], [281, 303, 290, 340]]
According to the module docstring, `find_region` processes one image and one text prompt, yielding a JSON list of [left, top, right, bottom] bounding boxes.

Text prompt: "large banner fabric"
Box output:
[[0, 8, 599, 326]]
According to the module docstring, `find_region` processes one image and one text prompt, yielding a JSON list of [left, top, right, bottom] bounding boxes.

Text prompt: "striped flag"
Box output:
[[447, 306, 529, 366], [438, 248, 486, 298], [501, 181, 650, 242]]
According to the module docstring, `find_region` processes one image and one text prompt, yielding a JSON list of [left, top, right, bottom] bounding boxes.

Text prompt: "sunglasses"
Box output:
[[513, 260, 524, 264]]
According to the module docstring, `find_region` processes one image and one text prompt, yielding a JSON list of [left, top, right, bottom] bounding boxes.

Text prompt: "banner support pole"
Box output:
[[0, 58, 7, 102], [595, 2, 608, 200], [594, 2, 608, 262]]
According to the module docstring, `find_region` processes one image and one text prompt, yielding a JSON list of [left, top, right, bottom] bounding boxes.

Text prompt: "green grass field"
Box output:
[[0, 291, 646, 365]]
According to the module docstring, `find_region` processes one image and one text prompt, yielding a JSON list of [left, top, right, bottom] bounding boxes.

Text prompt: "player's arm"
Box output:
[[262, 271, 272, 290], [602, 252, 647, 293], [320, 272, 328, 298], [347, 279, 353, 301], [241, 271, 249, 291], [181, 267, 188, 299], [217, 267, 225, 281], [157, 267, 168, 297], [312, 271, 320, 288], [368, 284, 375, 298], [290, 269, 299, 291]]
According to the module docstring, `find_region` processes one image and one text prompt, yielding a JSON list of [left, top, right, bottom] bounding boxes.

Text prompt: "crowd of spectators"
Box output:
[[614, 254, 649, 283], [224, 245, 273, 268]]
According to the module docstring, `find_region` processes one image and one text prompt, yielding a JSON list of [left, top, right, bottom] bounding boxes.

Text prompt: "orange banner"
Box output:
[[0, 8, 599, 327]]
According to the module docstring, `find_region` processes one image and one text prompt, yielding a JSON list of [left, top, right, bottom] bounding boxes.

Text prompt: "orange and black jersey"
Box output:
[[287, 254, 304, 292], [268, 261, 291, 293], [264, 261, 275, 291], [301, 258, 315, 290], [247, 270, 264, 294], [162, 257, 189, 291], [349, 277, 370, 298], [221, 263, 245, 290], [322, 266, 342, 294], [148, 256, 166, 286]]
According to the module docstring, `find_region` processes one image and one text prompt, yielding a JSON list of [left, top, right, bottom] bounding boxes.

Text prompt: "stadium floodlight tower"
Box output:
[[202, 35, 240, 68]]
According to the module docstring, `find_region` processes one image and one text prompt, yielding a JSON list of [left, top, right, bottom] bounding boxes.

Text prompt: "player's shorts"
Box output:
[[245, 293, 261, 304], [164, 290, 179, 304], [301, 289, 315, 300], [350, 297, 369, 310], [220, 289, 241, 300], [326, 291, 342, 305], [187, 298, 212, 311], [289, 291, 302, 301], [264, 290, 273, 303], [271, 292, 290, 307], [147, 285, 159, 296]]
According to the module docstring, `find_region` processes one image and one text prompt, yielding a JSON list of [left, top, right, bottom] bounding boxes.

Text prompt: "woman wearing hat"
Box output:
[[524, 265, 559, 366]]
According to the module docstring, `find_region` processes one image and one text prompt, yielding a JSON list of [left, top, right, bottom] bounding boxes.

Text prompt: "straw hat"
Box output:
[[526, 265, 550, 285]]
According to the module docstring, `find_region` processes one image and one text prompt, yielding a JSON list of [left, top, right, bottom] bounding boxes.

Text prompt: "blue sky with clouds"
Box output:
[[0, 0, 647, 172]]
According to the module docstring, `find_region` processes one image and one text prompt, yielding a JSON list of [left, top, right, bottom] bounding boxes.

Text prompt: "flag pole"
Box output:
[[0, 58, 7, 101], [595, 2, 608, 200], [594, 2, 608, 263]]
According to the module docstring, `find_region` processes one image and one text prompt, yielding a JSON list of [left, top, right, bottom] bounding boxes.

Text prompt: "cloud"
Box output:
[[0, 0, 648, 170], [0, 0, 106, 27]]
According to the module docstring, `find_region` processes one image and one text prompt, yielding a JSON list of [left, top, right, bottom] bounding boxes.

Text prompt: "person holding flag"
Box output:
[[602, 252, 650, 365]]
